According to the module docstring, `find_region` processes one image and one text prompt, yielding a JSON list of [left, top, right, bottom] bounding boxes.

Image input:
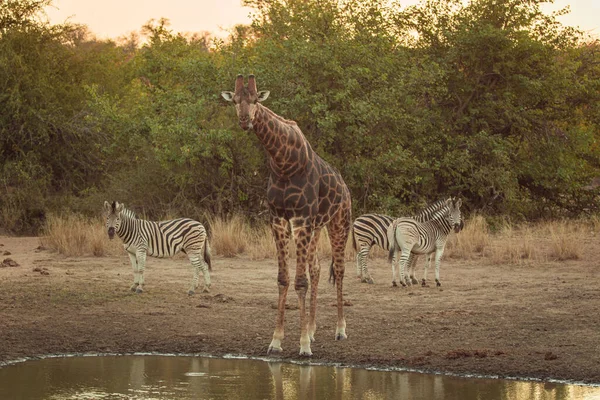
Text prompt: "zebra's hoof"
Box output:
[[202, 287, 210, 293], [267, 346, 283, 355], [135, 287, 143, 294], [411, 277, 419, 285], [436, 281, 442, 287], [335, 333, 347, 341], [366, 278, 374, 284], [392, 281, 398, 287], [421, 279, 427, 287], [187, 290, 195, 296]]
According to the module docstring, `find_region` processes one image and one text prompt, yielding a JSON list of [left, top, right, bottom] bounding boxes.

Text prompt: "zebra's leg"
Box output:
[[187, 251, 210, 295], [434, 247, 445, 287], [357, 245, 373, 284], [135, 250, 147, 293], [128, 252, 139, 292], [391, 250, 398, 287], [422, 253, 432, 287], [307, 228, 322, 343], [398, 245, 414, 287], [268, 217, 290, 355], [409, 253, 420, 285]]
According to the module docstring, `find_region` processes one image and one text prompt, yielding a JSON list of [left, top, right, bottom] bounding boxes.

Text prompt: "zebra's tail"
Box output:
[[328, 260, 335, 285], [350, 227, 357, 252], [204, 239, 212, 271], [388, 225, 397, 264]]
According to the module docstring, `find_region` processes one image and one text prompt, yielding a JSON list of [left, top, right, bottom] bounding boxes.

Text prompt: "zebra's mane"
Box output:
[[413, 198, 449, 219], [111, 201, 137, 219]]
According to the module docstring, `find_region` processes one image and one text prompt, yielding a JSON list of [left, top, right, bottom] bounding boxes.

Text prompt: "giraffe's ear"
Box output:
[[257, 90, 270, 102], [221, 91, 234, 102]]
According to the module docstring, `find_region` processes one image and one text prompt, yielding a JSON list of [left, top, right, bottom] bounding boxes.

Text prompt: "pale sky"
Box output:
[[45, 0, 600, 40]]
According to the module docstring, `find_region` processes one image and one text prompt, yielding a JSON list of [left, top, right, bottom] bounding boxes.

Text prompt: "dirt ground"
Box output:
[[1, 236, 599, 384]]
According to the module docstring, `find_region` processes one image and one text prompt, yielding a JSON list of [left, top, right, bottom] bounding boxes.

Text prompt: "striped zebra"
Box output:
[[352, 198, 457, 285], [103, 201, 212, 295], [387, 198, 462, 288]]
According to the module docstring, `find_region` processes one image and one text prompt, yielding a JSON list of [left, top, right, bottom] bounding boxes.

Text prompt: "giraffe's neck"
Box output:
[[252, 103, 311, 178]]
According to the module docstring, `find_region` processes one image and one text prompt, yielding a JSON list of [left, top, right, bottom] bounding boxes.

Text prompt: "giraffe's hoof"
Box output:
[[335, 333, 347, 341], [267, 346, 283, 355], [299, 349, 313, 357], [135, 287, 144, 294]]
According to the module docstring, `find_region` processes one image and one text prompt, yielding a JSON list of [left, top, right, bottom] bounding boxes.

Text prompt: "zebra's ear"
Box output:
[[455, 198, 462, 208], [103, 201, 111, 213], [115, 202, 124, 213]]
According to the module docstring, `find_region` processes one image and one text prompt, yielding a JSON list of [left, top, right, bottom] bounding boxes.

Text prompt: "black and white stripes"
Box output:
[[103, 201, 212, 295], [352, 198, 457, 284], [387, 198, 463, 287]]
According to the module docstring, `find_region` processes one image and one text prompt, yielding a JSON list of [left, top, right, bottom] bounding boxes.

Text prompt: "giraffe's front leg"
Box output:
[[135, 250, 147, 293], [128, 252, 139, 292], [293, 224, 312, 356], [307, 229, 321, 344], [268, 218, 290, 355]]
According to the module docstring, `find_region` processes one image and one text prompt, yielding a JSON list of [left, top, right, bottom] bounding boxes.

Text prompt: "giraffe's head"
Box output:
[[103, 200, 124, 240], [446, 197, 463, 233], [221, 74, 270, 131]]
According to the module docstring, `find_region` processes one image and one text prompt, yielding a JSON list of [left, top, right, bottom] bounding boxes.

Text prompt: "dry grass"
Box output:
[[41, 214, 121, 257], [41, 212, 594, 265], [206, 214, 250, 257]]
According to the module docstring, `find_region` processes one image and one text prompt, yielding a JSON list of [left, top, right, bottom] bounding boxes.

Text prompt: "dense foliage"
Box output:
[[1, 0, 599, 233]]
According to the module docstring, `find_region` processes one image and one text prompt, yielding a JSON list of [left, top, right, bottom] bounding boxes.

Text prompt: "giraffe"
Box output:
[[222, 75, 352, 356]]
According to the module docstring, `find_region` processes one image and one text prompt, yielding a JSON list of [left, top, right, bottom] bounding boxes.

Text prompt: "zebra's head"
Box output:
[[221, 74, 270, 131], [446, 197, 463, 233], [103, 201, 124, 240]]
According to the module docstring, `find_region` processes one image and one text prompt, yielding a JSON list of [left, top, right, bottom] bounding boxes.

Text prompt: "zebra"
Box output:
[[387, 198, 462, 288], [352, 198, 460, 285], [103, 201, 212, 295]]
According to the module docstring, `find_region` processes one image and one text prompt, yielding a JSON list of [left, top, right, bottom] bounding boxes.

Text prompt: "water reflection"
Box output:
[[0, 355, 598, 400]]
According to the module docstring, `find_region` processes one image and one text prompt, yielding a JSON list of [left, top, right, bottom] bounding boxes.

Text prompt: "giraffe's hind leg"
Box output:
[[328, 207, 351, 341], [307, 228, 322, 343]]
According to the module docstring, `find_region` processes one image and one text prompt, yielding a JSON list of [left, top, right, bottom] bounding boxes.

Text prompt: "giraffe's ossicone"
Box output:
[[222, 75, 352, 356]]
